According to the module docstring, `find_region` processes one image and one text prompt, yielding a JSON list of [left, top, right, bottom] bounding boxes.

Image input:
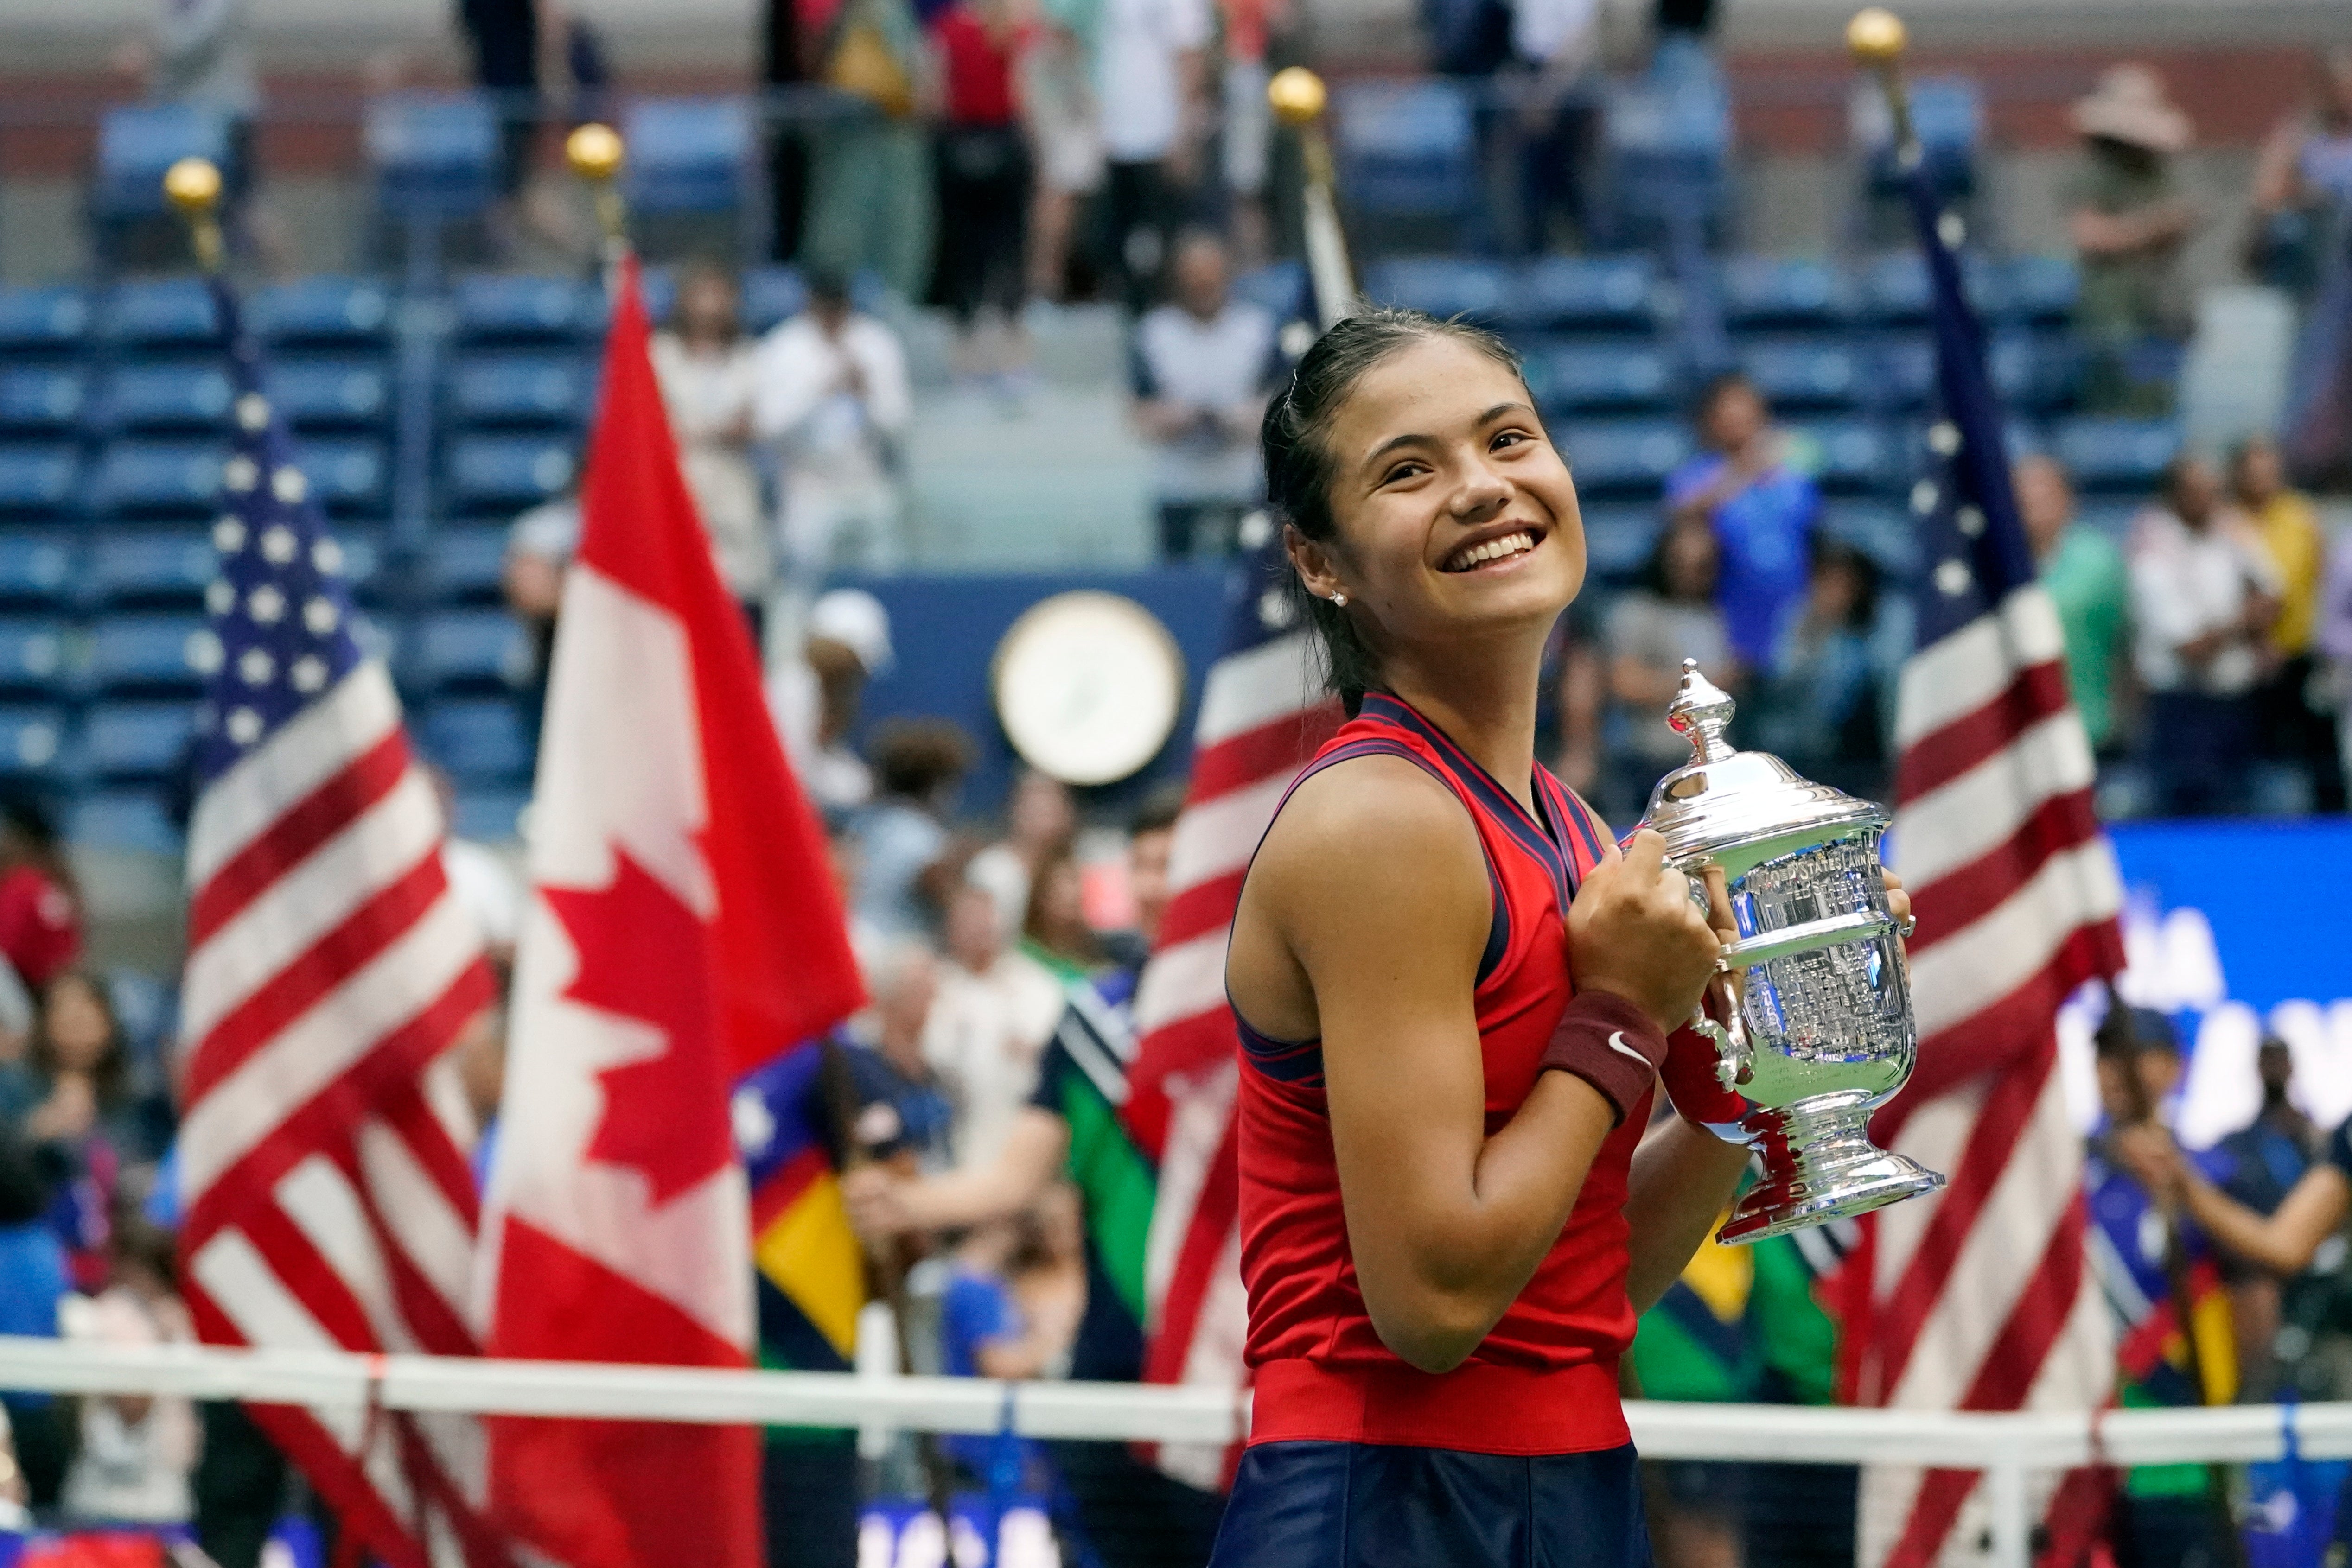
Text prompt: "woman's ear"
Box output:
[[1286, 523, 1345, 604]]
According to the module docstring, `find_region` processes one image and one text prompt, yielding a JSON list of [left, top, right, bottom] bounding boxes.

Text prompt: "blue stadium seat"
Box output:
[[2053, 418, 2180, 493], [1788, 419, 1897, 493], [366, 92, 500, 221], [329, 529, 387, 602], [88, 533, 218, 608], [293, 439, 390, 514], [421, 527, 512, 604], [1520, 340, 1674, 413], [451, 787, 531, 844], [249, 278, 396, 347], [92, 441, 224, 518], [0, 369, 87, 435], [1819, 502, 1919, 580], [1362, 259, 1510, 324], [445, 436, 577, 514], [407, 610, 529, 691], [1855, 253, 2003, 325], [265, 359, 393, 430], [97, 279, 224, 349], [1557, 419, 1693, 496], [1738, 338, 1865, 411], [92, 103, 235, 220], [1600, 50, 1731, 243], [740, 266, 807, 333], [83, 702, 196, 780], [417, 698, 533, 781], [0, 707, 68, 778], [1579, 503, 1663, 581], [446, 352, 596, 429], [1333, 80, 1478, 219], [88, 614, 217, 693], [1987, 332, 2080, 413], [1860, 76, 1982, 201], [1230, 261, 1308, 325], [91, 362, 236, 434], [1506, 257, 1658, 331], [0, 537, 77, 607], [451, 275, 603, 344], [0, 619, 69, 693], [1870, 337, 1936, 411], [0, 287, 91, 356], [0, 448, 84, 518], [622, 97, 753, 216], [68, 791, 185, 857], [1999, 256, 2079, 324], [1721, 258, 1852, 329]]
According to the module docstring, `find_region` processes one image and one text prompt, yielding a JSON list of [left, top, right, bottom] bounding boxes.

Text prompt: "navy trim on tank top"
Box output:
[[1359, 693, 1590, 913]]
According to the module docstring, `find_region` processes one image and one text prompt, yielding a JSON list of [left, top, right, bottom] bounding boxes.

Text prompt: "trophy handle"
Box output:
[[1689, 973, 1750, 1089]]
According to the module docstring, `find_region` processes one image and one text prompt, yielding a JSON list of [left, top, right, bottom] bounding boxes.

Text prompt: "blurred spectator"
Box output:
[[2320, 528, 2352, 776], [428, 766, 523, 960], [774, 588, 896, 812], [60, 1217, 198, 1526], [851, 938, 958, 1167], [1097, 784, 1181, 971], [926, 883, 1063, 1166], [1131, 231, 1280, 559], [828, 821, 888, 976], [931, 0, 1035, 385], [1549, 604, 1606, 806], [808, 0, 935, 301], [1666, 373, 1821, 671], [2252, 51, 2352, 486], [937, 1186, 1088, 1485], [2067, 66, 2198, 416], [2205, 1039, 2316, 1401], [651, 264, 771, 628], [4, 974, 160, 1291], [2231, 435, 2346, 810], [453, 996, 509, 1193], [2129, 455, 2282, 816], [0, 1122, 69, 1512], [967, 768, 1077, 944], [1019, 0, 1107, 301], [1020, 847, 1105, 981], [2019, 454, 2131, 755], [1218, 0, 1287, 264], [753, 270, 913, 588], [852, 718, 974, 937], [455, 0, 542, 203], [1096, 0, 1212, 310], [1498, 0, 1602, 254], [1754, 540, 1889, 799], [0, 1404, 25, 1529], [501, 482, 580, 732], [1602, 513, 1734, 825], [0, 799, 82, 994]]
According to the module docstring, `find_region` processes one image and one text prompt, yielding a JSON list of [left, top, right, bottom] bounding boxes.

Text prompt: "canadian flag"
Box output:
[[478, 257, 866, 1568]]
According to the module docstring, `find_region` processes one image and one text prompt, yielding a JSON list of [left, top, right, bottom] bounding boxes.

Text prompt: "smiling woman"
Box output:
[[1207, 310, 1768, 1568]]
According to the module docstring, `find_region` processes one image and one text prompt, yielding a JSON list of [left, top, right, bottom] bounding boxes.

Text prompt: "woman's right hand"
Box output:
[[1567, 830, 1723, 1036], [26, 1073, 96, 1144], [841, 1165, 915, 1241]]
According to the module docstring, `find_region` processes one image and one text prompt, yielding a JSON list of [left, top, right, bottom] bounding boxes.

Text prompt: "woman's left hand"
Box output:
[[1885, 867, 1913, 954]]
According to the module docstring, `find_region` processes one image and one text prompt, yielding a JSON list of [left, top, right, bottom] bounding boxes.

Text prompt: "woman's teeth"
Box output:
[[1446, 532, 1535, 571]]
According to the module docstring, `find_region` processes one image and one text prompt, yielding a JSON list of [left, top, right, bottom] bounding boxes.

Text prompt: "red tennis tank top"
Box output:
[[1232, 692, 1647, 1455]]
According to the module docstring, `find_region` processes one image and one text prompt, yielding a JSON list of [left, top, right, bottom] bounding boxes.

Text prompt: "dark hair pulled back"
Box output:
[[1260, 307, 1528, 715]]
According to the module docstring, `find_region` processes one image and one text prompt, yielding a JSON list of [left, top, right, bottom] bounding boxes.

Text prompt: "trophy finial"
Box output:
[[1667, 659, 1737, 764]]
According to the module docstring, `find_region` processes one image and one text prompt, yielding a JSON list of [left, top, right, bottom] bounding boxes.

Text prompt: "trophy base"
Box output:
[[1715, 1105, 1946, 1245]]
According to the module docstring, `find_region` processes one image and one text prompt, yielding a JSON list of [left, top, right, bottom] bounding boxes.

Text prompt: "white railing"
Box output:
[[3, 1335, 2336, 1568]]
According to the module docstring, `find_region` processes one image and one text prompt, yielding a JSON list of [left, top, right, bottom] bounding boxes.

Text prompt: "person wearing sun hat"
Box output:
[[2068, 64, 2201, 413]]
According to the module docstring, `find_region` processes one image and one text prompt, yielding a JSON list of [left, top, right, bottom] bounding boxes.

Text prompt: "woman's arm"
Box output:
[[1243, 762, 1718, 1373], [843, 1107, 1070, 1237], [2116, 1124, 2352, 1276], [1622, 1114, 1751, 1314]]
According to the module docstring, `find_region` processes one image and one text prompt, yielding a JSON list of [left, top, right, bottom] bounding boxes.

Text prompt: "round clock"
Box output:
[[992, 592, 1187, 786]]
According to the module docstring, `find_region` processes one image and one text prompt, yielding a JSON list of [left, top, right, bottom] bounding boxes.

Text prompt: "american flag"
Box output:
[[1129, 523, 1341, 1486], [1853, 159, 2129, 1566], [174, 280, 507, 1568]]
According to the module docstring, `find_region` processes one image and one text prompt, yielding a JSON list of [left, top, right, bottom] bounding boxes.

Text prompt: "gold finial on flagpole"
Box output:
[[1847, 8, 1916, 158], [566, 122, 629, 257], [1268, 67, 1358, 330], [1268, 66, 1328, 128], [164, 157, 226, 273]]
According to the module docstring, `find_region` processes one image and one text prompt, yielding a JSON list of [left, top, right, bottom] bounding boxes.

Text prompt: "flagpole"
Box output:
[[1269, 67, 1359, 329], [164, 156, 227, 274], [1845, 8, 1915, 165], [566, 121, 631, 266]]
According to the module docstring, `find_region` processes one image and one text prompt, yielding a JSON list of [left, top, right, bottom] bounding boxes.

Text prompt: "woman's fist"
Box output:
[[1568, 829, 1723, 1035]]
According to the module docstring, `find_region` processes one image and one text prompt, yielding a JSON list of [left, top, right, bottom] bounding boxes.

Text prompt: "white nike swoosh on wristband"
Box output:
[[1606, 1030, 1651, 1066]]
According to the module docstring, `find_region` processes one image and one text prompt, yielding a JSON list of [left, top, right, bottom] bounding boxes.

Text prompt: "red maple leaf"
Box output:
[[543, 850, 731, 1206]]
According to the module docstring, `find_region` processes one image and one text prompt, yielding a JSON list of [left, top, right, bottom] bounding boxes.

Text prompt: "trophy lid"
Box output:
[[1639, 660, 1887, 862]]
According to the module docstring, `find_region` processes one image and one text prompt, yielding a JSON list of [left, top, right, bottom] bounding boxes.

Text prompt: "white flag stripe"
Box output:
[[1890, 712, 2098, 891], [1157, 1221, 1251, 1494], [1908, 840, 2123, 1042], [1876, 1082, 1988, 1294], [1132, 927, 1232, 1039], [188, 662, 404, 888], [183, 768, 445, 1043], [189, 1228, 369, 1451], [180, 891, 484, 1202], [1143, 1060, 1238, 1328], [1892, 587, 2066, 749], [1165, 774, 1291, 902], [359, 1118, 478, 1327], [276, 1154, 418, 1355], [1193, 632, 1319, 749]]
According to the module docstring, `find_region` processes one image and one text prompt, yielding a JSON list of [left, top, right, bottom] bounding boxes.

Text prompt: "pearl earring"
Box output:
[[1332, 591, 1349, 608]]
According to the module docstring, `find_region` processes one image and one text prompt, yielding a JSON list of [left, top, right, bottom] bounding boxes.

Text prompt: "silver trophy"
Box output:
[[1640, 660, 1944, 1244]]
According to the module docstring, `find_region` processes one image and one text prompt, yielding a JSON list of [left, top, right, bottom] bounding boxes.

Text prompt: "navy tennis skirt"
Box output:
[[1206, 1440, 1654, 1568]]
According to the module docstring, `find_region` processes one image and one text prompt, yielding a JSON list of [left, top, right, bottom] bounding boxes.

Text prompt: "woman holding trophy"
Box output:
[[1210, 310, 1915, 1565]]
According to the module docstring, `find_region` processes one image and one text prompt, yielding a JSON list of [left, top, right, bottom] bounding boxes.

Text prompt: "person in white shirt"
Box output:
[[2129, 453, 2283, 815], [752, 272, 913, 589], [1130, 230, 1280, 557], [964, 768, 1077, 943], [59, 1220, 198, 1527], [650, 263, 771, 630], [924, 882, 1065, 1168], [1096, 0, 1212, 308], [771, 587, 895, 812]]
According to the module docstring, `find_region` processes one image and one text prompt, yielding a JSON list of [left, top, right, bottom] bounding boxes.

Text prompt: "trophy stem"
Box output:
[[1716, 1096, 1945, 1246]]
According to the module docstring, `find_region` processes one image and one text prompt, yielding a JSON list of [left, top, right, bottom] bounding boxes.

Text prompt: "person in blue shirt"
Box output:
[[937, 1184, 1088, 1490], [1664, 373, 1822, 669]]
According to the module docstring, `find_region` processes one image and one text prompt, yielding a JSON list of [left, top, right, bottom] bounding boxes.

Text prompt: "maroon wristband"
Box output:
[[1540, 990, 1669, 1125]]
